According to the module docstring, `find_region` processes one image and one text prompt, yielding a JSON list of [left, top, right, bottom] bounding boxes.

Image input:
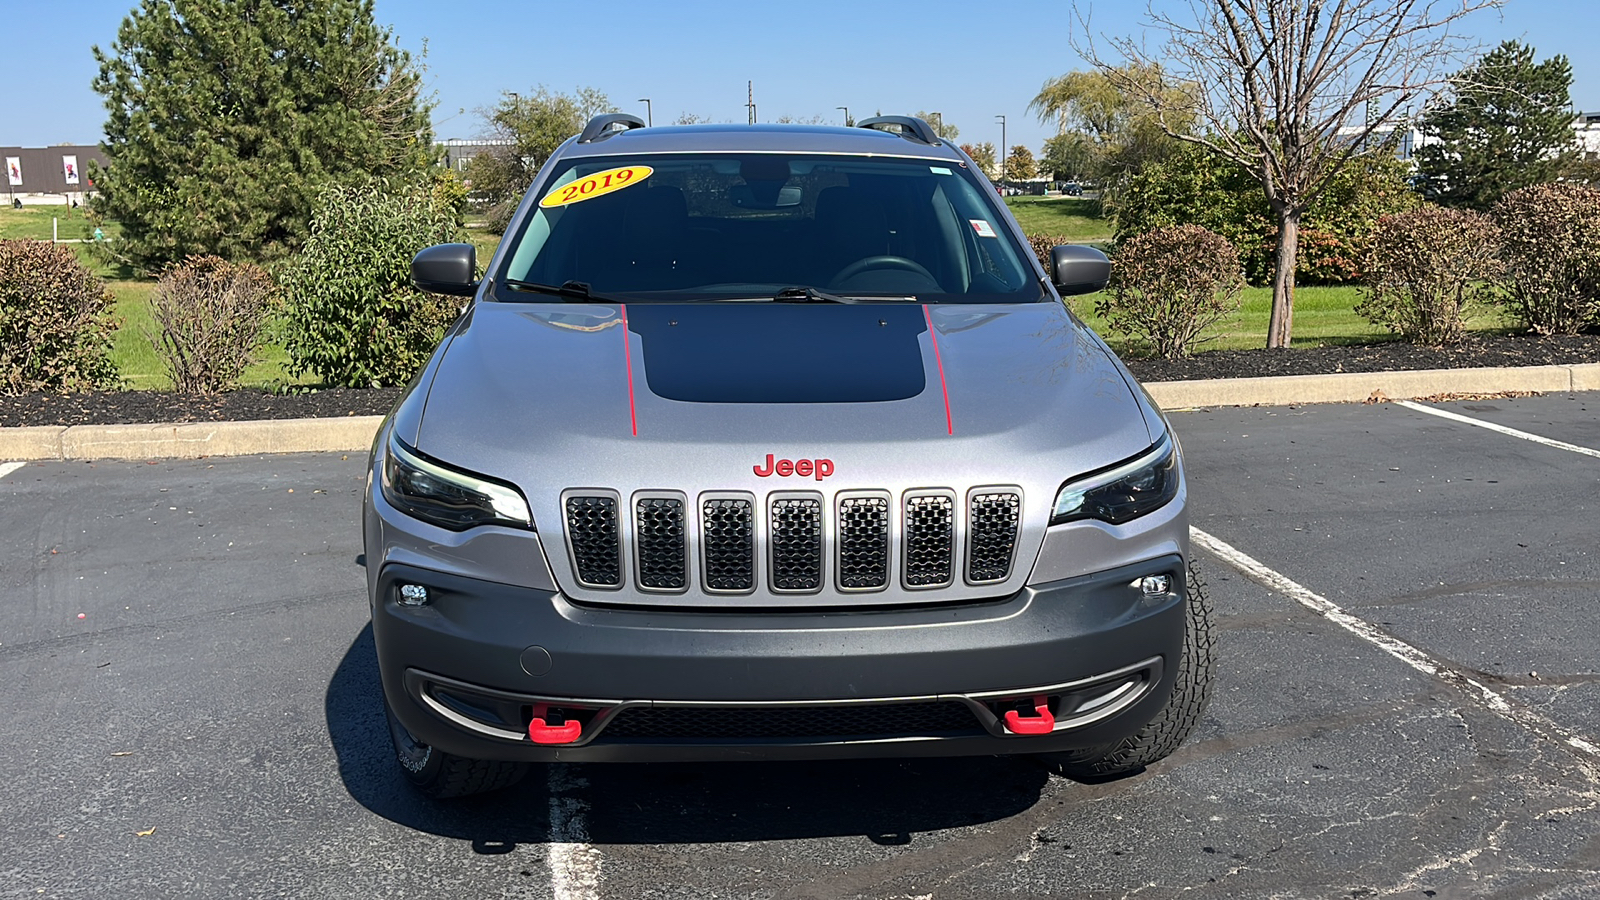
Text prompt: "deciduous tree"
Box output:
[[1077, 0, 1499, 348], [467, 86, 615, 233], [960, 142, 999, 181], [91, 0, 432, 272], [1029, 64, 1196, 199], [915, 112, 960, 141]]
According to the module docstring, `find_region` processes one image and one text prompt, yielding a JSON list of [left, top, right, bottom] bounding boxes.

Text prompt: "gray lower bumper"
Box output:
[[373, 556, 1186, 762]]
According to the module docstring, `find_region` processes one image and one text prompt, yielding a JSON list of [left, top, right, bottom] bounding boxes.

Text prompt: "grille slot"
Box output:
[[601, 702, 981, 740], [836, 493, 890, 590], [967, 489, 1021, 584], [634, 494, 687, 591], [903, 492, 955, 588], [701, 494, 755, 592], [769, 494, 823, 592], [564, 493, 622, 588]]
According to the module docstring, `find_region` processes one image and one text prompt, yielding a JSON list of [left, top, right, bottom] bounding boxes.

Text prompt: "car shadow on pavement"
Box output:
[[326, 625, 1051, 846]]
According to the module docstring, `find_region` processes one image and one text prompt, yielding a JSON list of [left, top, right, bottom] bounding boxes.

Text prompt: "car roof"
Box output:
[[557, 122, 968, 162]]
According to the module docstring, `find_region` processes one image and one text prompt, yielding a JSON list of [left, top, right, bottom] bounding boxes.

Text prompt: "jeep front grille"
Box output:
[[564, 494, 621, 588], [837, 494, 890, 590], [634, 494, 687, 591], [564, 487, 1021, 598], [966, 490, 1021, 584], [769, 494, 823, 592], [701, 495, 755, 592], [903, 492, 955, 588]]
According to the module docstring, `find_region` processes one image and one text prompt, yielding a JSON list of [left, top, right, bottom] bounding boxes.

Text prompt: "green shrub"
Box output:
[[1114, 144, 1419, 285], [1492, 182, 1600, 335], [0, 240, 121, 395], [147, 256, 275, 393], [1098, 225, 1244, 359], [279, 182, 461, 388], [1355, 206, 1502, 345], [1027, 233, 1073, 271]]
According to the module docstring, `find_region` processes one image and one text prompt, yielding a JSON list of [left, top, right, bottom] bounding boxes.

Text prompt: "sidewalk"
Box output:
[[3, 363, 1598, 462]]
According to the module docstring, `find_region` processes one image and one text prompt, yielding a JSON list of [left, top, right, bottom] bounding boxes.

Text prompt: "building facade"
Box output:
[[2, 145, 108, 204]]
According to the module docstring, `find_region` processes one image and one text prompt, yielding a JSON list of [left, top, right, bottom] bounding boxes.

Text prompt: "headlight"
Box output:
[[1051, 433, 1179, 526], [381, 436, 532, 531]]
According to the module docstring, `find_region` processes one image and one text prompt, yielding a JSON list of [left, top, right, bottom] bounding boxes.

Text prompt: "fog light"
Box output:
[[398, 583, 431, 607], [1139, 575, 1172, 596]]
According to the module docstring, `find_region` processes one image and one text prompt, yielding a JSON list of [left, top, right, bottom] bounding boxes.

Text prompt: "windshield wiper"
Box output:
[[772, 286, 856, 304], [502, 279, 618, 303]]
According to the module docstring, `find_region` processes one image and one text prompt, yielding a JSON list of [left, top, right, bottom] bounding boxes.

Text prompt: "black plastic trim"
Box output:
[[578, 113, 647, 143], [857, 116, 942, 146]]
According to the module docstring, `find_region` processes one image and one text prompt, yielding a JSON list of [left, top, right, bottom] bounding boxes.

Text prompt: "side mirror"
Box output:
[[1050, 244, 1111, 296], [411, 243, 478, 297]]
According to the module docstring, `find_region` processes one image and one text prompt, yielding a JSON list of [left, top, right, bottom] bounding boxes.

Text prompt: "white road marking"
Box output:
[[548, 765, 602, 899], [1191, 526, 1600, 762], [0, 462, 24, 480], [1395, 399, 1600, 459]]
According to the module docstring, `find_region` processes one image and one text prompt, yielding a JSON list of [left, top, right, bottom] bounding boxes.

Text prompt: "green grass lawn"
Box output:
[[0, 204, 121, 242], [1003, 196, 1113, 243], [102, 220, 499, 391], [1071, 284, 1511, 357]]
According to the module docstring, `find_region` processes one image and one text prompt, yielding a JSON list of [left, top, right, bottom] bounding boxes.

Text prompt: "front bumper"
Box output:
[[373, 556, 1187, 763]]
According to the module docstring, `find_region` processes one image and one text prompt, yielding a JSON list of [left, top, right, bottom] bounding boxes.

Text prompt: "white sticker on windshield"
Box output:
[[970, 219, 998, 238], [930, 166, 953, 175]]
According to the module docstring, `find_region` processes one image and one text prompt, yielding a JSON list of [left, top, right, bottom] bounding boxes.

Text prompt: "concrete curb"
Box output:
[[0, 415, 385, 462], [1144, 363, 1600, 410], [2, 364, 1598, 462]]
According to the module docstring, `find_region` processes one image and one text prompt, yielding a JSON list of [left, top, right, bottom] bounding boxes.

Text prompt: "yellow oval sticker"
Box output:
[[539, 165, 654, 208]]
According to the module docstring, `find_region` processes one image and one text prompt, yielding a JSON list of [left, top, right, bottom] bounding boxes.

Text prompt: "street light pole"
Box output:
[[638, 98, 652, 127], [837, 105, 850, 127], [996, 114, 1007, 188], [930, 111, 942, 138]]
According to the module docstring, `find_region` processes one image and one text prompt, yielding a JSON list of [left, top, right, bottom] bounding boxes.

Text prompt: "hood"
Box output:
[[412, 299, 1151, 472], [407, 299, 1157, 602]]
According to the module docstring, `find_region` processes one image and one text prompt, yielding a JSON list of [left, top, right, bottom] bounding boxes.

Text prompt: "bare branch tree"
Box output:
[[1076, 0, 1502, 348]]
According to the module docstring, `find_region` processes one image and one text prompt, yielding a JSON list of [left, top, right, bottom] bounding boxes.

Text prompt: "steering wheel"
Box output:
[[830, 255, 938, 286]]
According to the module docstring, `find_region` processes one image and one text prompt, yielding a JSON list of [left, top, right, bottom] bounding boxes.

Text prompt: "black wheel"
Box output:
[[1046, 559, 1216, 780], [384, 697, 530, 799]]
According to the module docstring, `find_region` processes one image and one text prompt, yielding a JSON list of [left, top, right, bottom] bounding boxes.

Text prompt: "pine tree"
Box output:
[[1415, 41, 1578, 211], [90, 0, 433, 272]]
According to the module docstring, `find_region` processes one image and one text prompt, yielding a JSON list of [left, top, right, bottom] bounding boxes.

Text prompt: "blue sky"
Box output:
[[4, 0, 1595, 152]]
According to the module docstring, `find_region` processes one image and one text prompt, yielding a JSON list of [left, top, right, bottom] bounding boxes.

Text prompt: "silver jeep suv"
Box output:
[[364, 114, 1214, 797]]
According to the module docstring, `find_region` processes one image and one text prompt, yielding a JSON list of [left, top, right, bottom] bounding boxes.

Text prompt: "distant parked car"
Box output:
[[1061, 182, 1084, 196]]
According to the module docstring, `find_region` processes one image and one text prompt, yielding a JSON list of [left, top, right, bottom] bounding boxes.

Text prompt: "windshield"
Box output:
[[496, 153, 1045, 303]]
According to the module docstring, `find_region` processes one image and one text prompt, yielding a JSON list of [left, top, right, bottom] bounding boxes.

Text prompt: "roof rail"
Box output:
[[857, 116, 942, 146], [578, 113, 647, 144]]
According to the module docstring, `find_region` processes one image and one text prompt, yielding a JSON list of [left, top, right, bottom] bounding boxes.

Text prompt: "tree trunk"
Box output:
[[1266, 207, 1301, 349]]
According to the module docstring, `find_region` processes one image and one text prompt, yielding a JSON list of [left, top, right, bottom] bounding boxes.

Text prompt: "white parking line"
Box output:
[[1191, 526, 1600, 762], [0, 462, 24, 480], [548, 765, 602, 899], [1395, 400, 1600, 459]]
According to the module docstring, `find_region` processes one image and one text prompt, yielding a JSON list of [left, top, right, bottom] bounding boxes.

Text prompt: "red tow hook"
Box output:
[[527, 704, 582, 745], [1003, 695, 1056, 735]]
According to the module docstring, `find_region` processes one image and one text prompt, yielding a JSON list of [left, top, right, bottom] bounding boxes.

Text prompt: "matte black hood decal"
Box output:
[[626, 303, 928, 403]]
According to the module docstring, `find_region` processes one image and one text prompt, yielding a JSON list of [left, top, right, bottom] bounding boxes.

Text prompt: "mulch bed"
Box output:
[[0, 386, 406, 428], [1123, 333, 1600, 383], [2, 333, 1598, 428]]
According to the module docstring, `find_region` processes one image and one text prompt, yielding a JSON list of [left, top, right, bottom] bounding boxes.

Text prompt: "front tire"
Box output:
[[1046, 559, 1216, 780], [384, 697, 530, 799]]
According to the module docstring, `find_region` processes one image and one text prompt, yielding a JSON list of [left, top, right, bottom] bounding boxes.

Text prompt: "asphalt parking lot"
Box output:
[[3, 393, 1599, 899]]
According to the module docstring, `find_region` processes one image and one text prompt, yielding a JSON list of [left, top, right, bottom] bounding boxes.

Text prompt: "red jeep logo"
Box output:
[[753, 454, 834, 480]]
